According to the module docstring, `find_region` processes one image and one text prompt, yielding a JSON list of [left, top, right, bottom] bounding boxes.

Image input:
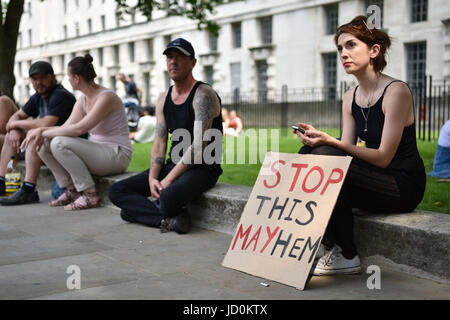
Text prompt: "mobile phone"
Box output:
[[291, 125, 305, 134]]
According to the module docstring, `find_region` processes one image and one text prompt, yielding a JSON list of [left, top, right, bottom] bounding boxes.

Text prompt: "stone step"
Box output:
[[17, 162, 450, 284]]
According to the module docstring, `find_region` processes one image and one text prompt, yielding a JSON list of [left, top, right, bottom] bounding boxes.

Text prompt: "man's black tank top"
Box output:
[[163, 81, 223, 173], [352, 80, 425, 199]]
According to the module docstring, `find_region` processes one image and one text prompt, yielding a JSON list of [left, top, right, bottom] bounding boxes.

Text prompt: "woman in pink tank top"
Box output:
[[22, 54, 132, 210]]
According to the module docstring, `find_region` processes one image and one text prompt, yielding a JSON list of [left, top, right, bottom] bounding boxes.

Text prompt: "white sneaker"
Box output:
[[312, 245, 361, 276], [314, 243, 332, 260]]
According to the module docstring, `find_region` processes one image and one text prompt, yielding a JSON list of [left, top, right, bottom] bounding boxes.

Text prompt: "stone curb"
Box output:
[[19, 164, 450, 283]]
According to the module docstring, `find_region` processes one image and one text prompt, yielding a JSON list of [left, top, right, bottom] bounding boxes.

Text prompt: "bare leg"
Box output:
[[0, 135, 5, 153], [24, 143, 42, 184], [0, 132, 19, 177], [0, 96, 18, 135], [0, 96, 19, 172]]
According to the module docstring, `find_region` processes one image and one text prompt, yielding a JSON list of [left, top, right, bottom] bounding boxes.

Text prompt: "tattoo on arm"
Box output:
[[151, 156, 165, 169], [181, 86, 219, 165], [156, 122, 168, 139], [193, 88, 217, 132]]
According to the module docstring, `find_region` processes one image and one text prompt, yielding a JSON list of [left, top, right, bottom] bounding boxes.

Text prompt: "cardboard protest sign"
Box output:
[[222, 152, 352, 290]]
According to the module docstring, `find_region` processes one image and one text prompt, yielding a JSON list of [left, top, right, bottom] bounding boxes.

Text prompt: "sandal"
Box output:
[[50, 188, 81, 207], [64, 191, 102, 211]]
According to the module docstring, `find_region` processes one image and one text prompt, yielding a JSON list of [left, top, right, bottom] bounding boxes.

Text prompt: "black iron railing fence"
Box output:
[[219, 76, 449, 140]]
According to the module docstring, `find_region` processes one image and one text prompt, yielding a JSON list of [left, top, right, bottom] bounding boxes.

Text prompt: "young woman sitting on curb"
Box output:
[[22, 54, 132, 210], [294, 16, 426, 275]]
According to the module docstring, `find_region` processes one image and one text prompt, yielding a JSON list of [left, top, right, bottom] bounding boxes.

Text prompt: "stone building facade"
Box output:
[[13, 0, 450, 105]]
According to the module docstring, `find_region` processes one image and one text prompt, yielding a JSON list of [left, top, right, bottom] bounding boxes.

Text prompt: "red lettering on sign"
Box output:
[[263, 160, 286, 189], [320, 168, 344, 195], [232, 224, 253, 250], [289, 163, 308, 192], [302, 166, 324, 194], [245, 225, 262, 251], [260, 226, 280, 253]]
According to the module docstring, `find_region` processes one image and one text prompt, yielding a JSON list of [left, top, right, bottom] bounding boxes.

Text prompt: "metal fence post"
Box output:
[[427, 75, 432, 141]]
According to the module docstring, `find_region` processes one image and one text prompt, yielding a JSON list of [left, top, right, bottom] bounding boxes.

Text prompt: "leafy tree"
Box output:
[[0, 0, 24, 99], [0, 0, 227, 100]]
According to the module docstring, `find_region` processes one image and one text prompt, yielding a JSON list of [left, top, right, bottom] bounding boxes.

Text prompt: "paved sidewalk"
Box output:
[[0, 191, 449, 300]]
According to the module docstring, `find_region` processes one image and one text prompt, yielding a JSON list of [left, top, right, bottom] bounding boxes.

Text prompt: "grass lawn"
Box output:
[[128, 128, 449, 214]]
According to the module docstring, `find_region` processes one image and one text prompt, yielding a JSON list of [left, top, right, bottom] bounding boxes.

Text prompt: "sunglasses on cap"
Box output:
[[336, 18, 373, 34]]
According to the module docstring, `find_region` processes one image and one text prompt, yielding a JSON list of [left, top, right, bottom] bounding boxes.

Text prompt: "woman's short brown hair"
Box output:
[[335, 15, 391, 73]]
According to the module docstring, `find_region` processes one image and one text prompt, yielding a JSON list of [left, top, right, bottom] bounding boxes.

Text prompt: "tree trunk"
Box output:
[[0, 0, 24, 100]]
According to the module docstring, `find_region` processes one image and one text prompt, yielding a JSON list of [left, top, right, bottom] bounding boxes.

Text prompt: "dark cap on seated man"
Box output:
[[163, 38, 195, 59], [29, 61, 54, 77]]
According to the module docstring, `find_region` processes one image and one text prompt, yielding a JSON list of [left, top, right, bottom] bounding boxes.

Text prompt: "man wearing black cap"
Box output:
[[109, 38, 223, 234], [0, 61, 76, 205]]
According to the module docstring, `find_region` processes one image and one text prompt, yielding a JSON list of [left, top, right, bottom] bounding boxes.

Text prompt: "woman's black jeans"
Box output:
[[300, 145, 417, 258]]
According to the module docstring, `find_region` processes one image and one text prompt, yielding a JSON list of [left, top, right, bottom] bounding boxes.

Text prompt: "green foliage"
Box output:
[[115, 0, 226, 36]]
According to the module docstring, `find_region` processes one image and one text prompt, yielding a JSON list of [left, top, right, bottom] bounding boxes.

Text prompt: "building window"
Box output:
[[256, 60, 268, 102], [98, 47, 104, 66], [230, 62, 241, 102], [18, 32, 22, 48], [365, 0, 383, 28], [87, 18, 92, 34], [204, 66, 214, 86], [128, 42, 135, 63], [406, 42, 427, 87], [101, 15, 106, 30], [110, 76, 116, 92], [209, 32, 218, 52], [60, 55, 65, 73], [116, 12, 121, 28], [75, 22, 80, 37], [63, 0, 67, 14], [143, 72, 151, 106], [164, 0, 170, 15], [164, 35, 172, 47], [146, 39, 154, 61], [411, 0, 428, 22], [325, 3, 338, 35], [322, 52, 337, 100], [232, 22, 241, 48], [25, 84, 30, 99], [260, 16, 272, 45], [63, 25, 67, 39], [28, 1, 32, 16], [28, 29, 32, 46], [164, 71, 171, 89], [113, 45, 120, 65]]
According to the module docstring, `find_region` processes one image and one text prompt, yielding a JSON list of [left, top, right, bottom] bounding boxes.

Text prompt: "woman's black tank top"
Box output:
[[351, 80, 425, 198], [163, 81, 223, 172]]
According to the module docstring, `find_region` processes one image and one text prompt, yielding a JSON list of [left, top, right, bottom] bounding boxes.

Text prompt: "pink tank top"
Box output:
[[82, 90, 132, 158]]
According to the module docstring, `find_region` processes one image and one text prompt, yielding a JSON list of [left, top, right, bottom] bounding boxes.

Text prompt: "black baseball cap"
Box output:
[[163, 38, 195, 59], [29, 61, 54, 77]]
